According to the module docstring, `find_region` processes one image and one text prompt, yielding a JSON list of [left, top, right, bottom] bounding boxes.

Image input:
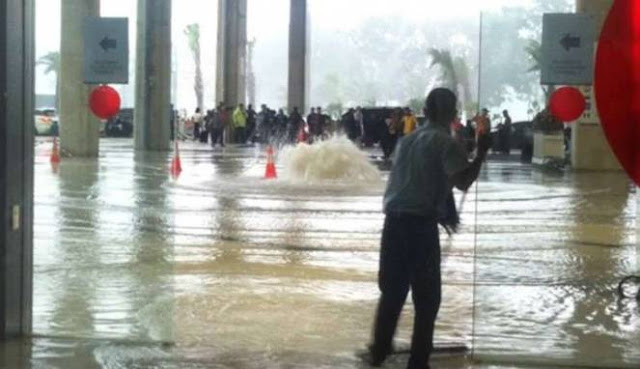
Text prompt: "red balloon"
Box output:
[[89, 85, 121, 120], [595, 0, 640, 186], [549, 87, 586, 122]]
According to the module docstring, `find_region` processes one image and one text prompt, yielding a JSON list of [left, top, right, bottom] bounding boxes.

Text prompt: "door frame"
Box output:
[[0, 0, 35, 338]]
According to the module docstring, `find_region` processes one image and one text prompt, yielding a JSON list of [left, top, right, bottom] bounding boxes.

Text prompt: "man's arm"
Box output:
[[448, 134, 491, 192], [450, 151, 486, 192]]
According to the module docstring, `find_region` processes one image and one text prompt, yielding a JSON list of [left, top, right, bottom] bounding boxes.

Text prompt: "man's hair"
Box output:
[[425, 88, 457, 123]]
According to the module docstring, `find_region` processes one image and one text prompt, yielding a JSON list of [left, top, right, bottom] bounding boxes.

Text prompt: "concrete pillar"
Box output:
[[287, 0, 309, 113], [134, 0, 172, 151], [216, 0, 247, 107], [572, 0, 619, 171], [60, 0, 100, 157]]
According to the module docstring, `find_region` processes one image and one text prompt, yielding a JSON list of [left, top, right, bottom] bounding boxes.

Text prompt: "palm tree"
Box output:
[[525, 39, 554, 102], [428, 48, 473, 117], [247, 38, 257, 106], [37, 51, 60, 110], [428, 48, 458, 91], [184, 23, 204, 111]]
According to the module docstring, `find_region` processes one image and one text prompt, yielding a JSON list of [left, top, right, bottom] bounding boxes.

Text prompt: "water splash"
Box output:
[[280, 136, 381, 184]]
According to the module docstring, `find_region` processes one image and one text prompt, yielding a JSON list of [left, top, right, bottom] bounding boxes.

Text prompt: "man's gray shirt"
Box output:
[[383, 123, 469, 217]]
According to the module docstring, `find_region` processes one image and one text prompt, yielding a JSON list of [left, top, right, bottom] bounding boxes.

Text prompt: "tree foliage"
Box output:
[[37, 51, 61, 110], [306, 0, 572, 116], [184, 23, 204, 110], [428, 48, 473, 116]]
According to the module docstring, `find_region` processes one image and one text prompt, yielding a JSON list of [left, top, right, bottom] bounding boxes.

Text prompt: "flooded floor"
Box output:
[[17, 138, 640, 368]]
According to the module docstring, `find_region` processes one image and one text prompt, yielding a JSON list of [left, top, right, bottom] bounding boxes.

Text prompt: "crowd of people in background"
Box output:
[[182, 103, 346, 147], [178, 102, 514, 161]]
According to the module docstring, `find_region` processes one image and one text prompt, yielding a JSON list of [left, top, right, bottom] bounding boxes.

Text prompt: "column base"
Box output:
[[571, 122, 621, 171]]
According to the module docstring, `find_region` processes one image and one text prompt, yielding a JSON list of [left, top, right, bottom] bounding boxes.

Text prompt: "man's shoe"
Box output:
[[356, 345, 389, 367]]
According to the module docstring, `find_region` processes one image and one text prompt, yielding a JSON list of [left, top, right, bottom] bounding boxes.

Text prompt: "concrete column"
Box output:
[[287, 0, 309, 113], [216, 0, 247, 107], [60, 0, 100, 157], [572, 0, 619, 170], [134, 0, 172, 151]]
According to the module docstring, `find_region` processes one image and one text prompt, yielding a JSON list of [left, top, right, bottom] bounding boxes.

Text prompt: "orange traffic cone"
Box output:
[[264, 145, 277, 179], [50, 138, 61, 164], [170, 140, 182, 177]]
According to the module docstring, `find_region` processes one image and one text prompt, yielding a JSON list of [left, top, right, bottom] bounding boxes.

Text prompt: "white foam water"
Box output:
[[280, 136, 381, 184]]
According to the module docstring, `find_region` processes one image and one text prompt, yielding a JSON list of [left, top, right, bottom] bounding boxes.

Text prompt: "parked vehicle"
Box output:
[[104, 108, 134, 138], [491, 121, 533, 151], [34, 108, 59, 136], [490, 120, 533, 162]]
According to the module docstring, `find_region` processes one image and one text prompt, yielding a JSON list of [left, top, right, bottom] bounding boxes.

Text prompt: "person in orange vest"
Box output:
[[473, 108, 491, 137], [402, 107, 418, 135]]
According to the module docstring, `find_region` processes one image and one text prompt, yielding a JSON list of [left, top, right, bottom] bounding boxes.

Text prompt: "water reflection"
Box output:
[[215, 196, 244, 263], [563, 171, 635, 366], [31, 139, 640, 368], [473, 160, 639, 366], [131, 152, 175, 342], [48, 160, 100, 337]]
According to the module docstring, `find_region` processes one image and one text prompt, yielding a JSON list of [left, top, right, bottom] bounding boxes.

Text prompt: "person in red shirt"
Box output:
[[450, 117, 464, 142]]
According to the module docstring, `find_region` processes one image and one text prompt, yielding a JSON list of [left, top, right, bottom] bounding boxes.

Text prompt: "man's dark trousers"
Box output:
[[211, 128, 224, 147], [372, 213, 442, 369]]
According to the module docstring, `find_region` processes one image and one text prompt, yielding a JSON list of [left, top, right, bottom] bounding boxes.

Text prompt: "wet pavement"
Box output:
[[8, 138, 639, 368]]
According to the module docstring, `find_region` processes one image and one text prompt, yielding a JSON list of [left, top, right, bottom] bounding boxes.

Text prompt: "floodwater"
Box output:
[[24, 138, 640, 368]]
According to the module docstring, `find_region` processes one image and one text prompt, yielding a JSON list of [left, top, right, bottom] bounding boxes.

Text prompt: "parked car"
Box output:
[[34, 108, 59, 136], [490, 120, 533, 162], [491, 121, 533, 151], [104, 108, 134, 138]]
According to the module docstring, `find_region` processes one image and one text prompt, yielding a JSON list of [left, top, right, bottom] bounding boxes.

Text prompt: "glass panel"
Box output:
[[473, 1, 640, 367], [248, 0, 289, 109], [308, 0, 481, 353]]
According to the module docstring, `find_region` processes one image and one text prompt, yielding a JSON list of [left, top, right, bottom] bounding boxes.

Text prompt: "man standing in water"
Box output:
[[362, 88, 491, 369]]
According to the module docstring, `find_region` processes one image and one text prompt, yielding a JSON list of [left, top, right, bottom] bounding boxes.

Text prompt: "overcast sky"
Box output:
[[35, 0, 533, 108]]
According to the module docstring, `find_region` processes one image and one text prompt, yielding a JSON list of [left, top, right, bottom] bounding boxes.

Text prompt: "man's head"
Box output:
[[310, 107, 315, 114], [293, 106, 299, 113], [317, 106, 322, 113], [239, 103, 245, 109], [482, 108, 489, 117], [248, 104, 253, 110], [424, 88, 458, 127], [503, 109, 509, 117]]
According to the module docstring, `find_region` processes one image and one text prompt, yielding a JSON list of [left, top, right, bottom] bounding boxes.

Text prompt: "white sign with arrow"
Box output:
[[541, 13, 595, 86], [83, 17, 129, 84]]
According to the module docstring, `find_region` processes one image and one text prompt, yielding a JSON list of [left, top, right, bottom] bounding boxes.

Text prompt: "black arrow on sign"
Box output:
[[99, 36, 117, 52], [560, 33, 581, 51]]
